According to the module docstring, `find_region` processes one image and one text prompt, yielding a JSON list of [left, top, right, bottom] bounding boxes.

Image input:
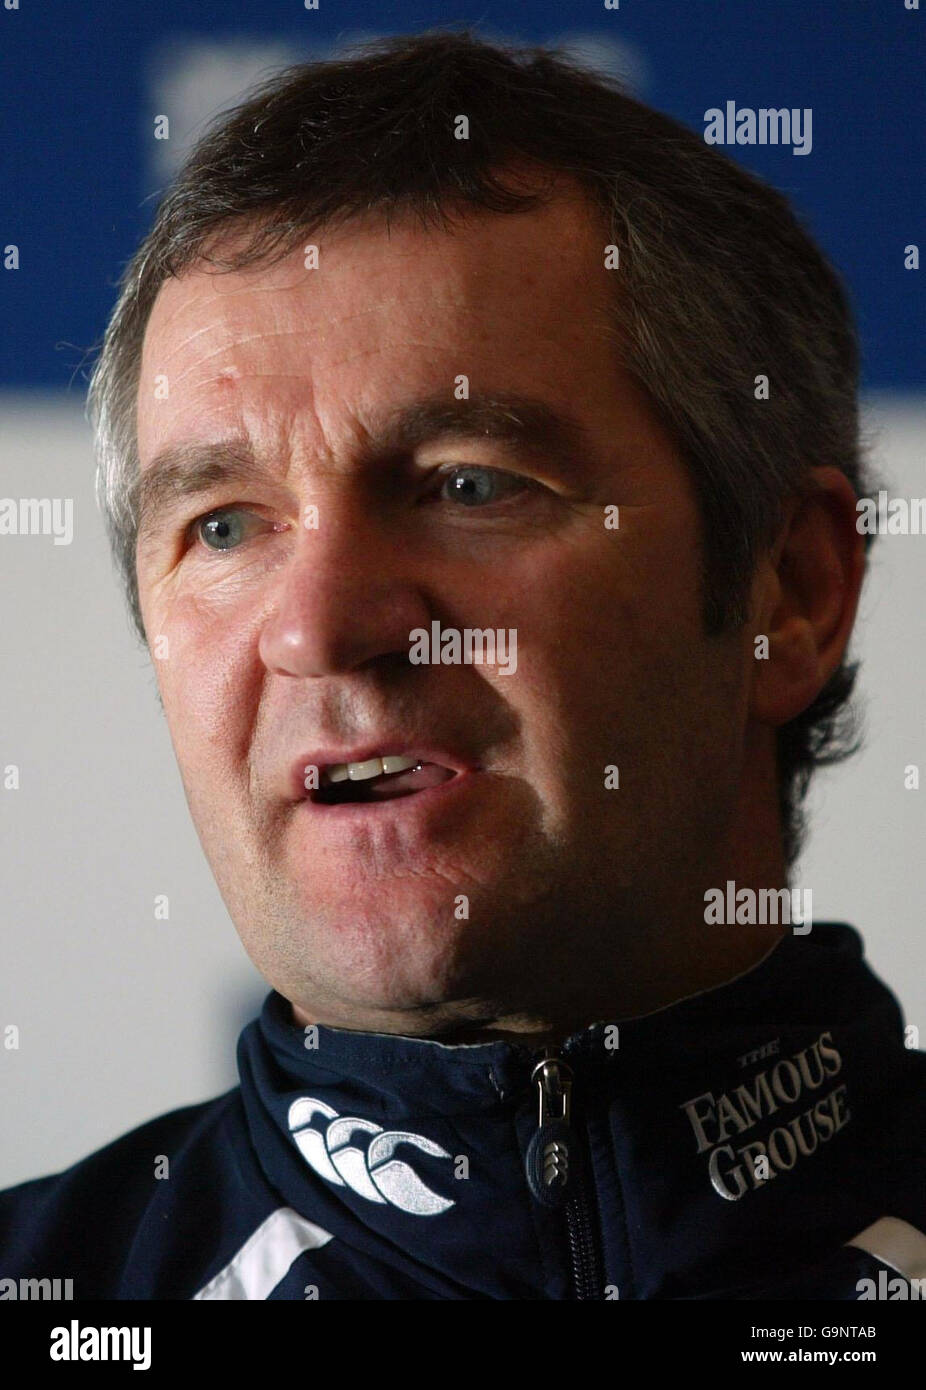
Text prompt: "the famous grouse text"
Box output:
[[679, 1031, 849, 1201]]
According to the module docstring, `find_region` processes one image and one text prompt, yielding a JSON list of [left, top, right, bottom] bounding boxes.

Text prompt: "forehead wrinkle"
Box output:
[[147, 264, 541, 386], [165, 332, 305, 385], [147, 282, 232, 338], [151, 321, 229, 370], [155, 258, 487, 337]]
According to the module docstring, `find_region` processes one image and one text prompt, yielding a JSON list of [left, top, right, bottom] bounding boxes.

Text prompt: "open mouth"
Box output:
[[313, 755, 458, 805]]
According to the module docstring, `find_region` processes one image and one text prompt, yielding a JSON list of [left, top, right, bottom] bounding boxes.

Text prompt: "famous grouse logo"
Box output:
[[678, 1031, 850, 1201]]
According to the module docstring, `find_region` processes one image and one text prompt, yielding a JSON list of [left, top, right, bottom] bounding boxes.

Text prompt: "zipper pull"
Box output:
[[525, 1050, 575, 1208]]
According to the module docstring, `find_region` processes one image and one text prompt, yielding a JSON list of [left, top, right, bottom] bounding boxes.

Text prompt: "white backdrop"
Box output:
[[1, 391, 924, 1189]]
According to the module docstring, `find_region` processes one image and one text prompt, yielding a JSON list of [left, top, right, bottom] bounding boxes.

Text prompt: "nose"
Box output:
[[258, 500, 432, 678]]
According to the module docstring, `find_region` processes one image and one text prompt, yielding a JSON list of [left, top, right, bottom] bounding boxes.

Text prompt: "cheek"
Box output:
[[152, 596, 260, 777], [486, 511, 705, 710], [478, 513, 710, 822]]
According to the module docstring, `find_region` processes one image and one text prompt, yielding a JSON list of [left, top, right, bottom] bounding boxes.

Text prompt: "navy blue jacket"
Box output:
[[2, 923, 925, 1299]]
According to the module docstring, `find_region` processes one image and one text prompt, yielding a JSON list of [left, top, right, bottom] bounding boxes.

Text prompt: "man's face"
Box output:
[[135, 188, 753, 1032]]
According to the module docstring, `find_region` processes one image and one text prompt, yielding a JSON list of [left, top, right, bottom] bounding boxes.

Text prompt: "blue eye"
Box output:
[[196, 509, 261, 550], [439, 467, 524, 507]]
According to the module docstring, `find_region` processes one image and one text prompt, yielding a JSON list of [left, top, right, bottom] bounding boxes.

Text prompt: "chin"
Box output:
[[276, 898, 514, 1017]]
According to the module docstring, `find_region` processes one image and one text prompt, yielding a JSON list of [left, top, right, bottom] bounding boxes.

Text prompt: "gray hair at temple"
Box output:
[[86, 27, 877, 869]]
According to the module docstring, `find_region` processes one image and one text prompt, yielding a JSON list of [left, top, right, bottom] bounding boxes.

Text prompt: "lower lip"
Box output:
[[298, 769, 480, 822]]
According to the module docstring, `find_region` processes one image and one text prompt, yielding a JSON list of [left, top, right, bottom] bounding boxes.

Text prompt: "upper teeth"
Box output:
[[324, 754, 422, 785]]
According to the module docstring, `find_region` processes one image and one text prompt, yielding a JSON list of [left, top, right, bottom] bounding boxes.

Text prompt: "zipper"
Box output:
[[524, 1048, 606, 1300]]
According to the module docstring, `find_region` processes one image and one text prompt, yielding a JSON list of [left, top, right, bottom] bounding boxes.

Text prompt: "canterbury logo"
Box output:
[[542, 1139, 569, 1190], [287, 1097, 456, 1216]]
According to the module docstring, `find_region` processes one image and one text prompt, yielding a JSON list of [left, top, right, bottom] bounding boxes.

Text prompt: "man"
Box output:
[[1, 29, 923, 1301]]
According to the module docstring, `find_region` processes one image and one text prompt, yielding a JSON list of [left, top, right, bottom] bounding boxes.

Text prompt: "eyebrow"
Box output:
[[135, 390, 592, 542]]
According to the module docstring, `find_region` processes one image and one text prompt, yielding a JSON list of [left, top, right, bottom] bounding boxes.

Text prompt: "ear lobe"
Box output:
[[751, 616, 822, 726]]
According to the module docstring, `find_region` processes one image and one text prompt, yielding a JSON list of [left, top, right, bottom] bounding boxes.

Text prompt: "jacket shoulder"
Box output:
[[0, 1089, 244, 1295]]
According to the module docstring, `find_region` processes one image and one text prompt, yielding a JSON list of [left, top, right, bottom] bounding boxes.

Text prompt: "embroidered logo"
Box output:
[[287, 1097, 456, 1216], [678, 1029, 850, 1201]]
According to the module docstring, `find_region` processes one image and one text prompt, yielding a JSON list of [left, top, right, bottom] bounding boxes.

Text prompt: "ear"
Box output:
[[749, 467, 867, 728]]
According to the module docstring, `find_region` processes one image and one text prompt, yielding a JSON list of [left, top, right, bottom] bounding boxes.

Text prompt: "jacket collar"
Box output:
[[235, 923, 909, 1297], [244, 923, 887, 1099]]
